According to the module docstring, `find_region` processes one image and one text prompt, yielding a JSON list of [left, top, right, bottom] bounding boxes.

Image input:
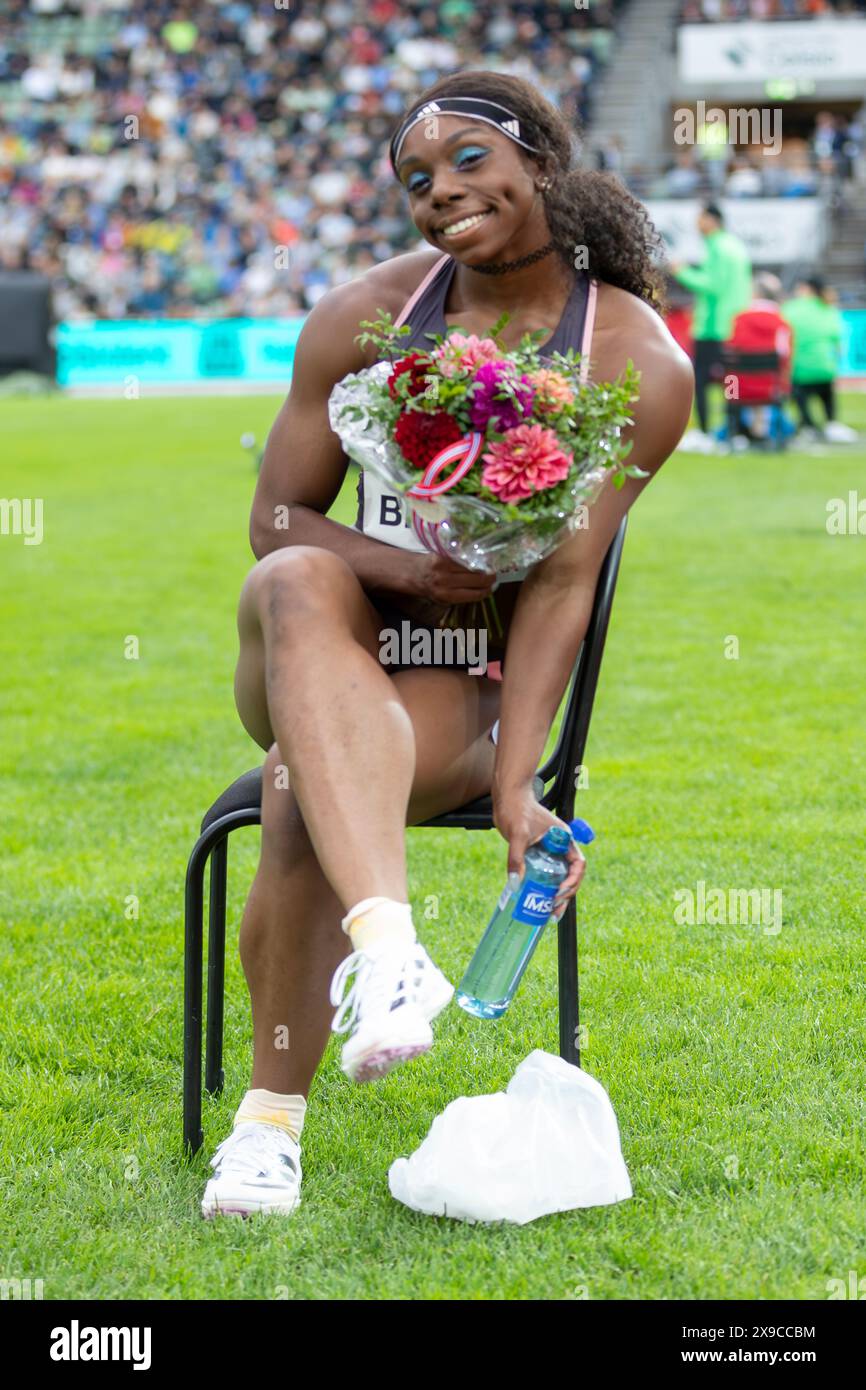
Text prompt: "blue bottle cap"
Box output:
[[569, 817, 595, 845]]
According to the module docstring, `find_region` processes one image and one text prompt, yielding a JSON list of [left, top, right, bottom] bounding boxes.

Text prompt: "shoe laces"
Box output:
[[330, 946, 426, 1036], [210, 1123, 298, 1179]]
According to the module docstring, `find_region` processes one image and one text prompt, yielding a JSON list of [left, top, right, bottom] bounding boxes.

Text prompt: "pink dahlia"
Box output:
[[481, 424, 573, 503], [528, 367, 575, 414], [432, 333, 501, 378]]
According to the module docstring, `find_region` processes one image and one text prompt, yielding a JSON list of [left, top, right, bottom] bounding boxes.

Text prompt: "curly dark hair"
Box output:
[[392, 70, 664, 312]]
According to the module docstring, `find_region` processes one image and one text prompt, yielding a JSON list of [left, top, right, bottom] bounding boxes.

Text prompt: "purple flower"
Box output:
[[469, 361, 535, 432]]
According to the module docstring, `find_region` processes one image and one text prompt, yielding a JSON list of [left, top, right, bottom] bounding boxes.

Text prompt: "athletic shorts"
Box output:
[[372, 599, 505, 745], [372, 598, 506, 676]]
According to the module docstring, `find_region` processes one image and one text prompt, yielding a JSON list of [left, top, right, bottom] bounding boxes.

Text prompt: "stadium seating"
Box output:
[[0, 0, 628, 321]]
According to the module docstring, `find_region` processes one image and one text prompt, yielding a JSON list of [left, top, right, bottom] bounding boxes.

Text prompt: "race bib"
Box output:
[[360, 471, 427, 553]]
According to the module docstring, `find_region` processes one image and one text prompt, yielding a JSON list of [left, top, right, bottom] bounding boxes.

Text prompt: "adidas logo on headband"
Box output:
[[414, 100, 520, 138], [390, 95, 540, 169]]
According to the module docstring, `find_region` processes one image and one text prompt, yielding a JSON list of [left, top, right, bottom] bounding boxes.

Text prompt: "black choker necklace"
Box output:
[[471, 240, 556, 276]]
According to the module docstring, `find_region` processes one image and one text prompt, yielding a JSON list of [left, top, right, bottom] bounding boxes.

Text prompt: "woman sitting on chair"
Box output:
[[202, 71, 693, 1219]]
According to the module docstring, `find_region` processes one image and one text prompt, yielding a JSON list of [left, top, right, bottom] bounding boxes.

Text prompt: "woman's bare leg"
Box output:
[[237, 646, 500, 1097], [238, 742, 351, 1096], [235, 545, 418, 908]]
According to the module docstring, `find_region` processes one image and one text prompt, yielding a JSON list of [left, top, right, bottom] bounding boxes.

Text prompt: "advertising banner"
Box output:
[[678, 20, 866, 84], [56, 317, 303, 388], [646, 198, 826, 266], [55, 305, 866, 385]]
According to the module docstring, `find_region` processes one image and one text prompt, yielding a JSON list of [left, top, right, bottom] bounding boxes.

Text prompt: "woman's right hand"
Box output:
[[402, 551, 498, 608]]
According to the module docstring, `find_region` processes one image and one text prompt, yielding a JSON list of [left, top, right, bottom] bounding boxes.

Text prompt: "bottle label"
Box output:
[[512, 878, 556, 926]]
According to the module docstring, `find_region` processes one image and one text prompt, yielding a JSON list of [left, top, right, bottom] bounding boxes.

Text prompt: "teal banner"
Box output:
[[842, 309, 866, 376], [55, 310, 866, 387], [56, 317, 304, 387]]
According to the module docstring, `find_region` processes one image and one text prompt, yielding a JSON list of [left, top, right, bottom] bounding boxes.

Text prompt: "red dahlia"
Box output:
[[388, 352, 431, 399], [394, 409, 463, 470]]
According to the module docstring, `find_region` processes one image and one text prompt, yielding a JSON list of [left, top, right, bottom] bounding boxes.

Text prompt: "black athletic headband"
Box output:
[[389, 96, 544, 173]]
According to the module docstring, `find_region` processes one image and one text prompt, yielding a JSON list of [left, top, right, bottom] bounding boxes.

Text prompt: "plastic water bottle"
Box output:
[[456, 818, 595, 1020]]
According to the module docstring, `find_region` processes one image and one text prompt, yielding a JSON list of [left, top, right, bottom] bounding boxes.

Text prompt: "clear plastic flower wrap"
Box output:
[[327, 314, 642, 580]]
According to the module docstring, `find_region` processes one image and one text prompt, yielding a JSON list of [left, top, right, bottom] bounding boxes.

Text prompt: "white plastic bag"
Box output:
[[388, 1049, 632, 1225]]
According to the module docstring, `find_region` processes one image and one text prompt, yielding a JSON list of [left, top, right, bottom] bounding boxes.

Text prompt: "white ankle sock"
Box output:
[[233, 1089, 306, 1144], [342, 896, 416, 953]]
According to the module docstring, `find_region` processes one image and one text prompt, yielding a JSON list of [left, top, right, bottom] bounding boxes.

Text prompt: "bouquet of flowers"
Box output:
[[328, 310, 642, 627]]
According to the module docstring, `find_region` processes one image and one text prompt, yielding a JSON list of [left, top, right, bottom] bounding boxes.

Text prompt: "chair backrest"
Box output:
[[722, 308, 792, 404], [537, 515, 628, 818]]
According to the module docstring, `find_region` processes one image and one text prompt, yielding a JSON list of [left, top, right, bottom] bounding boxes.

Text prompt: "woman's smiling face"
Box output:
[[395, 116, 547, 264]]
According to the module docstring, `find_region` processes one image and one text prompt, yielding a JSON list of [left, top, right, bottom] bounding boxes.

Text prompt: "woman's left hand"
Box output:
[[492, 783, 587, 919]]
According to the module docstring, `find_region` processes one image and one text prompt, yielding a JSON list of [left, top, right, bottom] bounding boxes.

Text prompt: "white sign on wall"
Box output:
[[678, 20, 866, 84], [645, 198, 826, 266]]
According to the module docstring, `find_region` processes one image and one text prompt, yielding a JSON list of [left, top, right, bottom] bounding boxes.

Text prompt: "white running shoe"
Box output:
[[676, 428, 716, 454], [330, 941, 454, 1084], [823, 420, 858, 444], [201, 1121, 302, 1219]]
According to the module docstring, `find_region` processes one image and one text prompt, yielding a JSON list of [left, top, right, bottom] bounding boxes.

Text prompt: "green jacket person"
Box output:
[[672, 204, 752, 442], [782, 278, 855, 442]]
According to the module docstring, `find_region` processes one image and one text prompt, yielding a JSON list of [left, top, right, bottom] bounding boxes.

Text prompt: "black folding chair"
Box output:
[[720, 344, 789, 452], [183, 516, 627, 1154]]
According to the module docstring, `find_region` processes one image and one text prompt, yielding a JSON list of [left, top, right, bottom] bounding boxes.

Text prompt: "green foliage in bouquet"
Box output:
[[351, 310, 645, 516]]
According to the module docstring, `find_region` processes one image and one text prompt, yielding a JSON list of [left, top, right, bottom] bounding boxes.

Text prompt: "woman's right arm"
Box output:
[[250, 279, 495, 608], [250, 282, 412, 594]]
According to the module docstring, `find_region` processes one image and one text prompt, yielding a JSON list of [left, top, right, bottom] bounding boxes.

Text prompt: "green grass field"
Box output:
[[1, 390, 864, 1301]]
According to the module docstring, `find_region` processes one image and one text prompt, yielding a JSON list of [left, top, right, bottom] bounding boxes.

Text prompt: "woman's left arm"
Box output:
[[491, 298, 694, 906]]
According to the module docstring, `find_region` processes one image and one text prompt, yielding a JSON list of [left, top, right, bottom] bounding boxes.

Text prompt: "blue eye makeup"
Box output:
[[455, 144, 489, 167], [404, 143, 491, 193]]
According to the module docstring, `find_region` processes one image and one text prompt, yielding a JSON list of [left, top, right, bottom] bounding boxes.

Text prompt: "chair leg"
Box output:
[[557, 897, 581, 1067], [205, 838, 228, 1097], [183, 835, 210, 1156]]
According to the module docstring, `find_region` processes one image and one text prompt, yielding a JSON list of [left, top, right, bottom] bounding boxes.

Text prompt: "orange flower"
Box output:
[[528, 367, 574, 414]]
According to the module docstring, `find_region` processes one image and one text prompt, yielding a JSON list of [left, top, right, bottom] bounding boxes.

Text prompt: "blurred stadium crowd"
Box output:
[[0, 0, 624, 321], [646, 0, 866, 200], [678, 0, 866, 19], [645, 110, 864, 202]]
